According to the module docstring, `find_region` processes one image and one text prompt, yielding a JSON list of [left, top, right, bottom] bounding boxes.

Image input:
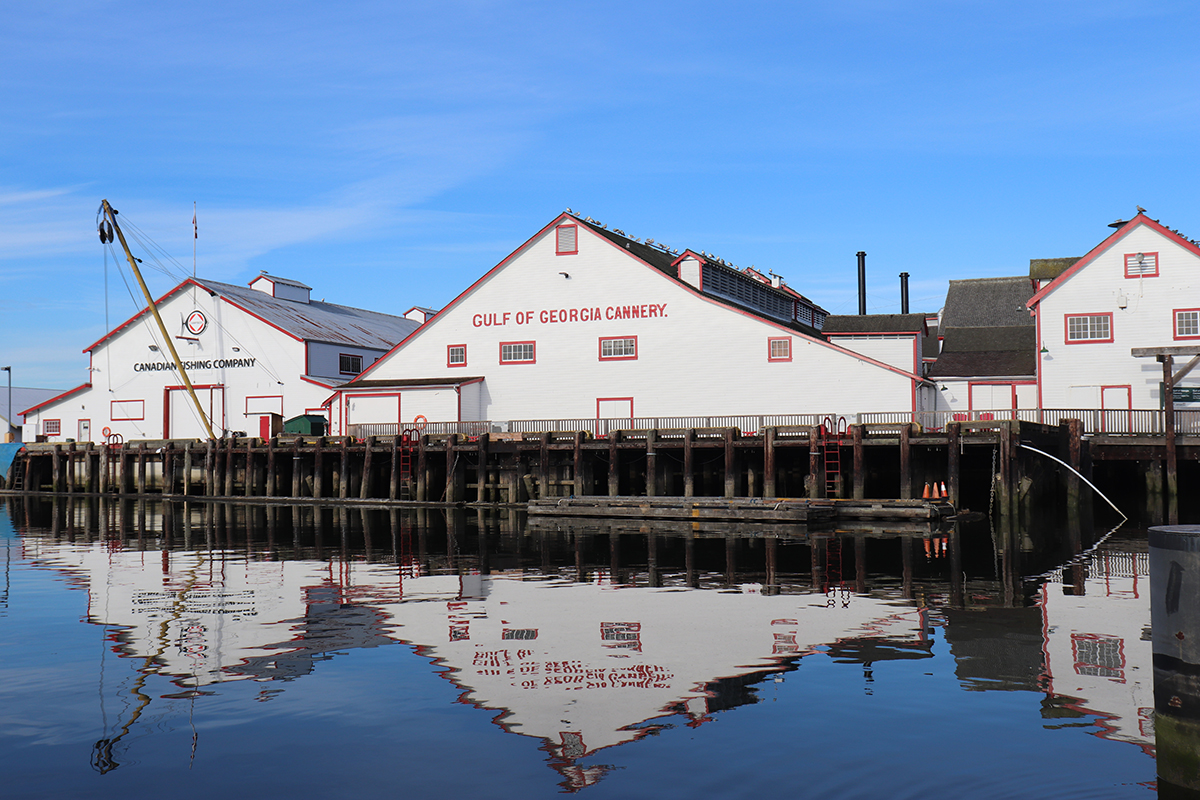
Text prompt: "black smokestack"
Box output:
[[857, 251, 867, 315], [899, 272, 910, 314]]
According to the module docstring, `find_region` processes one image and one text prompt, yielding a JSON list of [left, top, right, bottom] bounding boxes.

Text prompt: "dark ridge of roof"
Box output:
[[570, 215, 828, 334], [823, 314, 929, 334], [1029, 258, 1081, 281], [200, 279, 419, 350], [926, 326, 1036, 379], [940, 277, 1035, 329]]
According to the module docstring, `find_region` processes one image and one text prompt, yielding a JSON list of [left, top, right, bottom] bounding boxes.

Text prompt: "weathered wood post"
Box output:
[[51, 445, 63, 493], [136, 443, 147, 495], [446, 434, 462, 503], [67, 442, 78, 493], [417, 434, 429, 502], [291, 437, 302, 498], [244, 439, 255, 498], [360, 436, 375, 500], [723, 428, 736, 499], [683, 428, 695, 498], [808, 427, 822, 499], [478, 433, 492, 502], [851, 425, 865, 500], [538, 432, 550, 498], [645, 429, 658, 498], [312, 437, 324, 499], [947, 422, 961, 507], [182, 442, 192, 497], [764, 427, 777, 498], [204, 439, 214, 496], [339, 436, 350, 500], [571, 431, 582, 498], [1146, 458, 1165, 525], [389, 435, 400, 501], [608, 430, 620, 496], [266, 436, 277, 497], [223, 438, 234, 497], [899, 423, 912, 500]]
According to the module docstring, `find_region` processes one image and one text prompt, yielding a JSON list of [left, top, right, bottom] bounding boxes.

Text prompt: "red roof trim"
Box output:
[[83, 279, 204, 352], [19, 383, 92, 417], [669, 249, 708, 268], [1029, 214, 1200, 308], [300, 375, 338, 388], [213, 294, 304, 343]]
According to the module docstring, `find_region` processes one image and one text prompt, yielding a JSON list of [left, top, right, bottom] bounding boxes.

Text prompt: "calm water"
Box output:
[[0, 498, 1160, 798]]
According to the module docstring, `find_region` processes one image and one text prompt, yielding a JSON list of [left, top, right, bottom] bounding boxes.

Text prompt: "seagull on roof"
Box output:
[[1136, 205, 1146, 214]]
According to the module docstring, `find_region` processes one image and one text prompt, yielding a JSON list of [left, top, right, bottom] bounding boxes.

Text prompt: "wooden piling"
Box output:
[[417, 434, 428, 502], [245, 439, 254, 498], [646, 430, 658, 498], [571, 432, 583, 497], [224, 438, 234, 497], [852, 425, 865, 500], [360, 436, 374, 500], [723, 428, 736, 499], [266, 437, 276, 497], [291, 438, 302, 498], [608, 431, 620, 496], [389, 435, 400, 501], [136, 443, 147, 495], [312, 437, 324, 499], [683, 428, 695, 498], [899, 423, 912, 500], [538, 433, 550, 498], [339, 436, 350, 500], [808, 428, 821, 499], [764, 427, 777, 498], [947, 422, 961, 507]]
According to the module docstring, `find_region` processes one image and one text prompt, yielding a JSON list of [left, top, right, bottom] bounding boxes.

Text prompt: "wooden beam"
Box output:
[[1132, 346, 1200, 357]]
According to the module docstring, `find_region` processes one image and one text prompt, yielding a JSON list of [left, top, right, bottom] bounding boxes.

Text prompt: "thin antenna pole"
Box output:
[[192, 202, 197, 279]]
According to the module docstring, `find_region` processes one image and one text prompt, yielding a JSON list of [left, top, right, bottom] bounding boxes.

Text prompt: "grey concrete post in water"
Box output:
[[1150, 525, 1200, 793]]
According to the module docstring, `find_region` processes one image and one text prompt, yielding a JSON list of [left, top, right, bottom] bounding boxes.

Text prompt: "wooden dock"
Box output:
[[527, 496, 954, 523]]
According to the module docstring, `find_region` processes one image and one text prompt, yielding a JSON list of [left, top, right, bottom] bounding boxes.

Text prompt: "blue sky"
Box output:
[[3, 0, 1199, 388]]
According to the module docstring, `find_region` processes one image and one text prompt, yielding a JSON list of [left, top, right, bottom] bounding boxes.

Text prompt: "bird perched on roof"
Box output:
[[1136, 205, 1146, 214]]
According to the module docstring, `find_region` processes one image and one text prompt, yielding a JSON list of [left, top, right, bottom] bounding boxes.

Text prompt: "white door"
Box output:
[[78, 419, 90, 442], [1100, 386, 1132, 433], [596, 398, 634, 436], [168, 386, 225, 438], [969, 384, 1014, 419]]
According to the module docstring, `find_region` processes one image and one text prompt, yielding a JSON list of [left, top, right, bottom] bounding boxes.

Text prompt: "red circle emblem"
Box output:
[[185, 310, 208, 335]]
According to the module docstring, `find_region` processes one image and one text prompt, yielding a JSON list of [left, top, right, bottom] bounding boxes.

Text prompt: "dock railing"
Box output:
[[348, 409, 1200, 439]]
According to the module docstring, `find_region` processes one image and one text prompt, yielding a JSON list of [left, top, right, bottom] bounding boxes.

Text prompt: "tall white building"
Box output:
[[327, 212, 933, 433]]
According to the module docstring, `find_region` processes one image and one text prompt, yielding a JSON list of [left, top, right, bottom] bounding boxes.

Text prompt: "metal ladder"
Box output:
[[398, 429, 416, 500], [820, 416, 847, 497]]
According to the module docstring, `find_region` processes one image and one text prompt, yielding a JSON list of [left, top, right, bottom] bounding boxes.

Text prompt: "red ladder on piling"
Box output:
[[820, 416, 847, 497], [398, 429, 417, 500]]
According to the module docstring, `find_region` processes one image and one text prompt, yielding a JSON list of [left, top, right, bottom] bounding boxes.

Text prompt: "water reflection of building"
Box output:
[[8, 501, 1157, 789]]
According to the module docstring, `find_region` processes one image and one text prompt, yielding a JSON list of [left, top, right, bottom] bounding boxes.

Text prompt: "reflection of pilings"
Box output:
[[1150, 525, 1200, 794], [855, 536, 866, 593], [901, 535, 913, 599]]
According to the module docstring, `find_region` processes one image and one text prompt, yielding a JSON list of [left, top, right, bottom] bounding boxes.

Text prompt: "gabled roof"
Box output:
[[252, 273, 312, 290], [927, 327, 1036, 379], [1029, 213, 1200, 307], [349, 211, 929, 387], [823, 314, 929, 335], [84, 277, 419, 353], [5, 387, 66, 422], [19, 384, 92, 417], [941, 277, 1035, 328]]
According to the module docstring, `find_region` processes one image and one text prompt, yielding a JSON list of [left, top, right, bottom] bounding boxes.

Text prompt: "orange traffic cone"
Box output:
[[922, 483, 931, 498], [931, 482, 940, 499], [941, 481, 948, 498]]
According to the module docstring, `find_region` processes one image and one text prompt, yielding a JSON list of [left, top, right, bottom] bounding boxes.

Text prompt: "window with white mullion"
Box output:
[[1176, 310, 1200, 338], [1066, 314, 1111, 342]]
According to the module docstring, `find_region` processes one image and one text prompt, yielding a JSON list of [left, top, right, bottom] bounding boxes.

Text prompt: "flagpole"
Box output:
[[192, 202, 197, 278]]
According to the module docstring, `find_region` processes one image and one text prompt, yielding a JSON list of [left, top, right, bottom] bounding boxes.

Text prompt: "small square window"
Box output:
[[1176, 310, 1200, 340], [556, 224, 578, 255], [339, 354, 363, 374], [599, 336, 637, 361], [500, 341, 536, 364], [768, 337, 792, 362], [44, 419, 61, 436], [1125, 251, 1159, 278], [447, 344, 467, 367]]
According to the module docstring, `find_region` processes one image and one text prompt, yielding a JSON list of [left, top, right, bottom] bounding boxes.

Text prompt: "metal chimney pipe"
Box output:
[[857, 251, 867, 315], [899, 272, 910, 314]]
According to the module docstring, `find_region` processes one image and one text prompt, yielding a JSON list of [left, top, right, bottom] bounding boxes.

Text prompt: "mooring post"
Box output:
[[182, 442, 192, 497], [136, 443, 147, 495], [360, 436, 375, 500], [51, 445, 62, 493], [1063, 418, 1083, 527], [291, 437, 302, 498], [852, 424, 865, 500], [570, 432, 582, 497], [312, 437, 324, 499], [808, 427, 821, 499], [266, 436, 276, 497], [417, 434, 429, 502], [204, 439, 214, 496], [683, 428, 695, 498], [1146, 458, 1165, 525], [947, 422, 961, 507], [1165, 356, 1180, 525], [67, 442, 77, 493], [645, 430, 658, 498], [478, 433, 492, 502], [998, 421, 1013, 522], [447, 434, 463, 503], [723, 428, 736, 499], [538, 432, 550, 499], [608, 430, 620, 497], [244, 439, 254, 498], [338, 436, 350, 499], [223, 438, 234, 497], [899, 423, 912, 500], [764, 427, 777, 498]]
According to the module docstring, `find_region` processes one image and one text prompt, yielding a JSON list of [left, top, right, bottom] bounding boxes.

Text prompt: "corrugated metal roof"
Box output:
[[200, 279, 419, 349], [254, 273, 312, 290]]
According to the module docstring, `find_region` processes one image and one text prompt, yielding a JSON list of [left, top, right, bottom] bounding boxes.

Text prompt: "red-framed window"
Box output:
[[599, 336, 637, 361], [1071, 633, 1125, 680], [556, 224, 578, 255], [1065, 313, 1113, 343], [768, 337, 792, 362], [1124, 251, 1159, 278], [447, 344, 467, 367], [500, 341, 536, 364], [339, 353, 363, 375], [111, 399, 145, 421], [1175, 308, 1200, 340], [43, 419, 61, 436]]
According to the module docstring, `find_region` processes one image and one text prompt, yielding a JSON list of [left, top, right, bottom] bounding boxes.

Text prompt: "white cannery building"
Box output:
[[1029, 211, 1200, 415], [21, 273, 419, 442], [326, 212, 933, 434]]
